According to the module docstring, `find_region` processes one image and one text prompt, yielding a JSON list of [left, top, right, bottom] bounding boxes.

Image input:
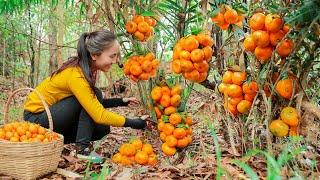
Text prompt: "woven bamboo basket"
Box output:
[[0, 88, 64, 180]]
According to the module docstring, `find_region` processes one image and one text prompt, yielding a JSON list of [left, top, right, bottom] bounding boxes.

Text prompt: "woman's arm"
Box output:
[[102, 98, 129, 108]]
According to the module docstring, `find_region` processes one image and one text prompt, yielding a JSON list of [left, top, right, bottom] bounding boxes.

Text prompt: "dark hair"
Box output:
[[51, 30, 117, 91]]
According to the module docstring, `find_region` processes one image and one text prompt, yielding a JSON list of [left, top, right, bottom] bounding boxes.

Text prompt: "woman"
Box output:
[[23, 30, 146, 156]]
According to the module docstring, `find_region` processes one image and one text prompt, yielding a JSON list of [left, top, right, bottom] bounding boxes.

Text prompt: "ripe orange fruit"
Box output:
[[130, 64, 142, 76], [185, 116, 193, 126], [232, 71, 247, 85], [0, 130, 5, 139], [139, 73, 150, 80], [134, 31, 145, 41], [165, 135, 178, 147], [163, 123, 175, 135], [283, 24, 290, 34], [252, 30, 270, 47], [275, 79, 293, 99], [154, 106, 162, 119], [172, 60, 182, 74], [226, 84, 243, 98], [242, 81, 259, 94], [10, 136, 19, 142], [119, 143, 136, 156], [162, 143, 176, 156], [151, 59, 160, 69], [276, 39, 294, 58], [224, 9, 238, 24], [16, 126, 26, 136], [133, 15, 144, 24], [194, 61, 209, 73], [280, 107, 299, 126], [160, 94, 171, 108], [219, 22, 230, 30], [135, 151, 149, 165], [141, 60, 152, 73], [161, 86, 171, 96], [131, 139, 143, 150], [180, 59, 194, 72], [269, 119, 289, 137], [198, 72, 208, 83], [120, 156, 133, 166], [148, 154, 158, 166], [190, 49, 204, 63], [269, 30, 285, 46], [125, 21, 137, 34], [202, 46, 213, 61], [211, 12, 225, 25], [254, 46, 273, 63], [3, 124, 13, 132], [243, 35, 257, 52], [176, 137, 189, 148], [170, 94, 181, 107], [173, 128, 187, 139], [196, 34, 214, 47], [29, 124, 38, 134], [182, 36, 199, 52], [169, 113, 182, 126], [225, 102, 238, 115], [158, 121, 165, 131], [265, 14, 283, 33], [171, 85, 181, 96], [249, 13, 266, 31], [160, 132, 167, 142], [179, 50, 191, 60], [222, 71, 233, 84], [188, 70, 201, 82], [244, 93, 256, 102], [112, 153, 122, 163], [218, 83, 228, 94], [229, 95, 243, 105], [155, 86, 166, 99], [164, 106, 177, 115], [142, 143, 154, 155], [236, 100, 252, 114]]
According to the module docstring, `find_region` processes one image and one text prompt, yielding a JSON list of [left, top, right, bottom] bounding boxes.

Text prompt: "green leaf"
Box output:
[[162, 115, 169, 123], [232, 160, 259, 180], [140, 10, 157, 17]]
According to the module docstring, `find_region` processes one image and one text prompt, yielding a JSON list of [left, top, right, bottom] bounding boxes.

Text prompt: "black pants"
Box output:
[[24, 88, 127, 148]]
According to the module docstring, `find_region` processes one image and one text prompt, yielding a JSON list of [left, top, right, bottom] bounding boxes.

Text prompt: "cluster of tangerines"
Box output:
[[151, 85, 182, 117], [0, 121, 59, 143], [211, 5, 244, 30], [244, 12, 294, 64], [123, 53, 160, 82], [269, 107, 299, 137], [112, 139, 157, 166], [218, 70, 258, 116], [171, 33, 214, 83], [125, 15, 157, 42], [157, 113, 193, 156]]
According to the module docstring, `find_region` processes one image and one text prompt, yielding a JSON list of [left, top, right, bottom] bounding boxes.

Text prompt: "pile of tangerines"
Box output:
[[112, 139, 157, 166], [270, 106, 299, 137], [211, 5, 244, 30], [171, 33, 214, 83], [0, 121, 59, 143], [125, 15, 157, 42], [123, 53, 160, 82], [218, 70, 258, 116], [244, 12, 294, 63]]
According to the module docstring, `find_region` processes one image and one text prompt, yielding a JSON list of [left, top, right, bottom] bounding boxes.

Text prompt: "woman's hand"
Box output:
[[122, 97, 139, 105]]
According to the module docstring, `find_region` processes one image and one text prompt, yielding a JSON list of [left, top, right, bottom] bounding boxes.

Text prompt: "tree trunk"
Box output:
[[27, 5, 36, 87], [56, 0, 65, 67], [48, 6, 58, 74]]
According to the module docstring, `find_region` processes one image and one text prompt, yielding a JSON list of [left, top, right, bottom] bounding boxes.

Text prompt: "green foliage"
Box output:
[[232, 137, 306, 179]]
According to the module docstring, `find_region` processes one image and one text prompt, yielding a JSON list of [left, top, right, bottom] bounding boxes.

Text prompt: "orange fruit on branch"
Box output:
[[280, 107, 299, 126]]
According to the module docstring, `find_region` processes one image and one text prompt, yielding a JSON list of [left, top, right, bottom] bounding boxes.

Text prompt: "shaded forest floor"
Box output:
[[0, 76, 319, 179]]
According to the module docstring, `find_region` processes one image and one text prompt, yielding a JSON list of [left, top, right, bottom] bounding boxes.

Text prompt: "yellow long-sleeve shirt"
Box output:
[[24, 66, 125, 127]]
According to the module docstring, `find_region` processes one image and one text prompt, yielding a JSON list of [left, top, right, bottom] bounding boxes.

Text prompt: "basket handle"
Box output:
[[3, 87, 54, 131]]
